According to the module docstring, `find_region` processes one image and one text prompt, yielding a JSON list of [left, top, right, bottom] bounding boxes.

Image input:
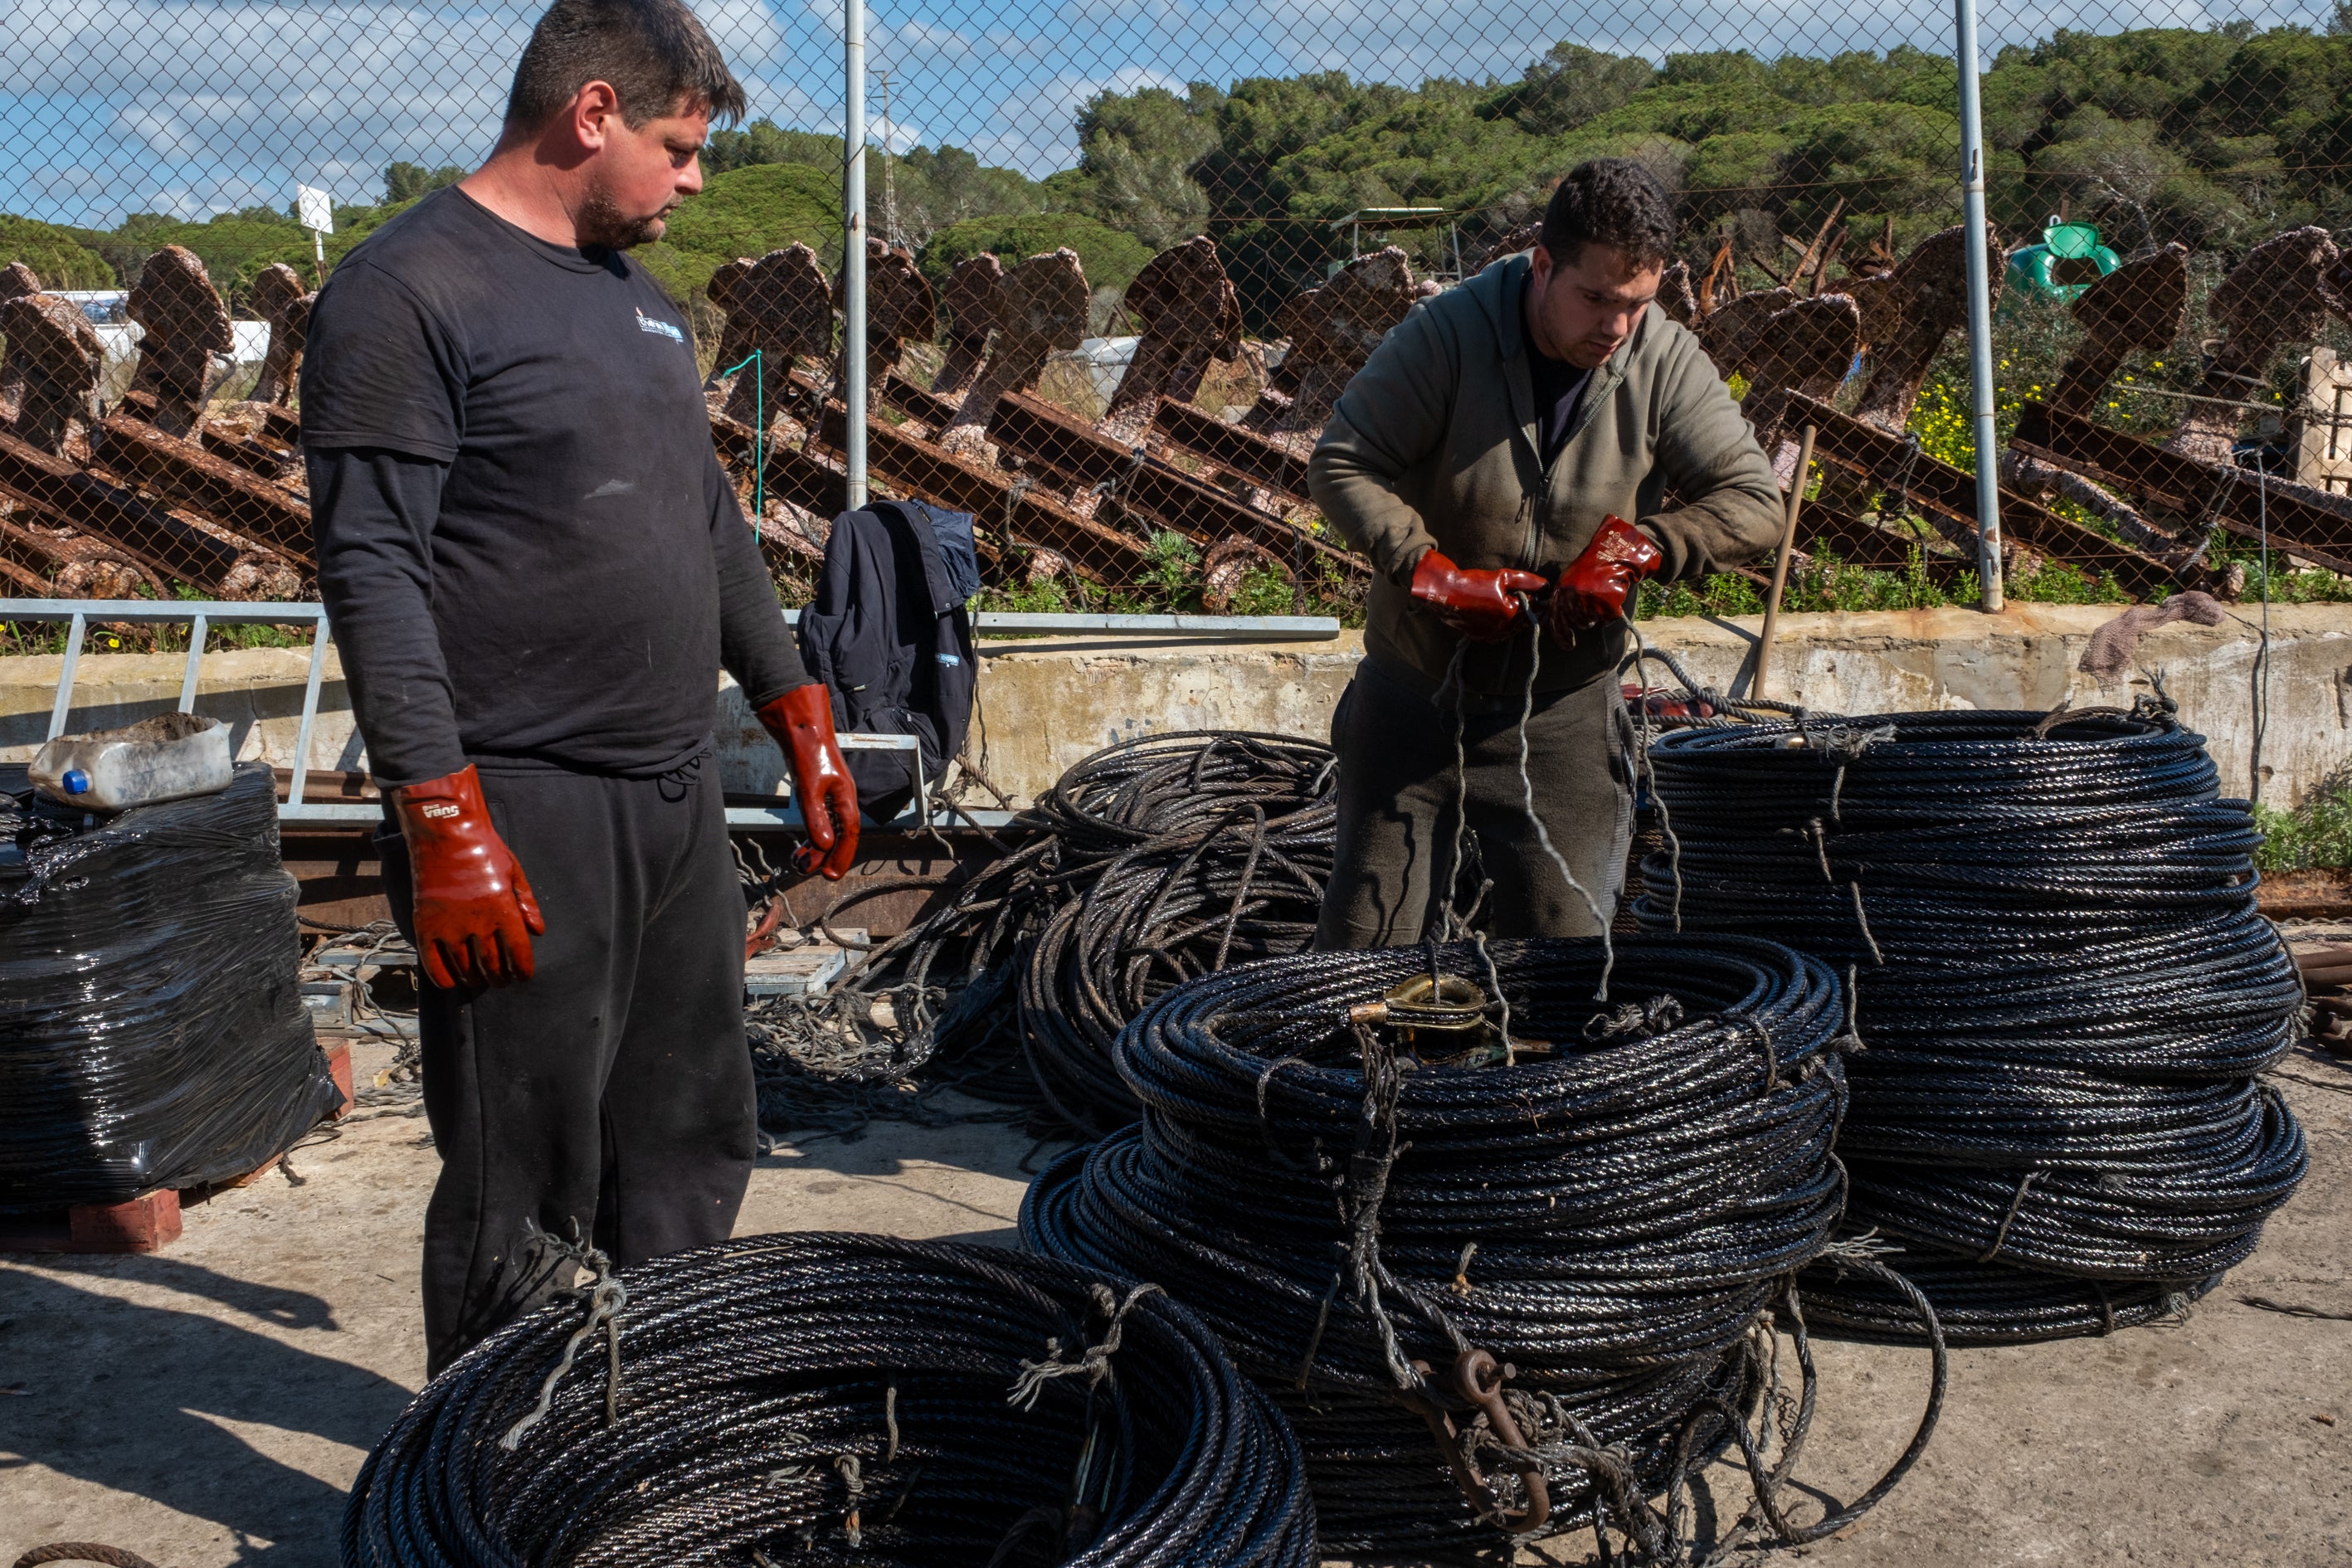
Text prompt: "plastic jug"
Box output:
[[30, 712, 236, 812]]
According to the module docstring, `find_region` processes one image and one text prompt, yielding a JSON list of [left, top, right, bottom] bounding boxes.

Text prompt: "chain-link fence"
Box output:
[[1, 0, 2349, 634]]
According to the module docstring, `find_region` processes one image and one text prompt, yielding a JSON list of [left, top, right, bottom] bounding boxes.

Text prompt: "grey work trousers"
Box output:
[[380, 753, 757, 1376], [1315, 656, 1633, 949]]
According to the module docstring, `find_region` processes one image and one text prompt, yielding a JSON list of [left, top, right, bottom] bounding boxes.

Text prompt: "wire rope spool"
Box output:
[[1634, 703, 2308, 1343], [342, 1231, 1317, 1568], [749, 731, 1334, 1138], [1015, 732, 1335, 1133], [1022, 934, 1945, 1560]]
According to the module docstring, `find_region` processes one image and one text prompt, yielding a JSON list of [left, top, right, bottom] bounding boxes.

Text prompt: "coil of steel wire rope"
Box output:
[[747, 732, 1333, 1138], [1021, 934, 1945, 1561], [1015, 733, 1334, 1133], [1633, 702, 2308, 1344], [343, 1231, 1316, 1568]]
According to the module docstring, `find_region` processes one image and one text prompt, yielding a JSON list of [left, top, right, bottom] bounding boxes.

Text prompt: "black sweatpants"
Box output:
[[380, 755, 754, 1376], [1316, 657, 1632, 949]]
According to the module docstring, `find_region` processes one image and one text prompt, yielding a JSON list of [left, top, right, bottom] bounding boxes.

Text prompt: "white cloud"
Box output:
[[0, 0, 2335, 226]]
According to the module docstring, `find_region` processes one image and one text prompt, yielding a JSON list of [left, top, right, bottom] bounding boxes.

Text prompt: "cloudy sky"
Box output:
[[0, 0, 2329, 226]]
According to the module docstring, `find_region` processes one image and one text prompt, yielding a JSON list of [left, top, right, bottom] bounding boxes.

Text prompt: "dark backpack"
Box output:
[[795, 499, 980, 821]]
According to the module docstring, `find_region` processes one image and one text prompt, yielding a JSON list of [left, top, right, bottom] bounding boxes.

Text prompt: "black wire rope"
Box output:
[[1021, 934, 1945, 1562], [747, 732, 1333, 1138], [1633, 703, 2308, 1343], [342, 1231, 1317, 1567]]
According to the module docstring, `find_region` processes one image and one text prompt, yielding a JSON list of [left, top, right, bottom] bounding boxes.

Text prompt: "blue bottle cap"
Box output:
[[62, 768, 90, 795]]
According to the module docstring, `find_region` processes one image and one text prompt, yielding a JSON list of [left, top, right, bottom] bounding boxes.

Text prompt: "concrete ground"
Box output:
[[3, 1035, 2347, 1568]]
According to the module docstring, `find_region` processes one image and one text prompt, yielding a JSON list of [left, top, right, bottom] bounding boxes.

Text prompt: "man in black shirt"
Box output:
[[304, 0, 859, 1374]]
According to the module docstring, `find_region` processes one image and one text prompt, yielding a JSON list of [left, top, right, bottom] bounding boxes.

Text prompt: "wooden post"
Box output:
[[1755, 425, 1818, 701]]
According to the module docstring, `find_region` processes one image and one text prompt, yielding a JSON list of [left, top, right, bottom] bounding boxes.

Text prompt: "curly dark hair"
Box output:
[[1538, 158, 1677, 270]]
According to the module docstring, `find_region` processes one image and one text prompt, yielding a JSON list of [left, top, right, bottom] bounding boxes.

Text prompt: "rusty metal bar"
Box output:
[[817, 403, 1151, 581], [709, 415, 852, 519], [0, 424, 242, 587], [987, 392, 1365, 581], [1787, 393, 2179, 599], [881, 372, 957, 427], [1755, 425, 1816, 700], [1150, 398, 1312, 508], [96, 412, 314, 564], [2012, 399, 2352, 577], [1791, 505, 1978, 587]]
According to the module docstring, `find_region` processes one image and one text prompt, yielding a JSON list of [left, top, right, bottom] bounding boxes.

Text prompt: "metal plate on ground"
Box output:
[[746, 930, 866, 998]]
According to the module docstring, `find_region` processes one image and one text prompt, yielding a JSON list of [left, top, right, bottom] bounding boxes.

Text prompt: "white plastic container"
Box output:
[[30, 713, 235, 812]]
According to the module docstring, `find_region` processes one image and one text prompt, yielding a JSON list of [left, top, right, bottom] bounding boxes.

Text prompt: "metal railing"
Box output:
[[2, 600, 1341, 829]]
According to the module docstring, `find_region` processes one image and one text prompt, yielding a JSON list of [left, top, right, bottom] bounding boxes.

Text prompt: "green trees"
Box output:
[[6, 25, 2346, 317], [1499, 43, 1658, 136], [632, 161, 845, 304], [1046, 85, 1224, 251], [1983, 27, 2352, 246], [0, 216, 114, 290], [382, 163, 466, 202], [918, 212, 1154, 297]]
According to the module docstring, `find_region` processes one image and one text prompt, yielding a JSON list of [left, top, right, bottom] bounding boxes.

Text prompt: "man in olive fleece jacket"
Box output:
[[1307, 159, 1782, 948]]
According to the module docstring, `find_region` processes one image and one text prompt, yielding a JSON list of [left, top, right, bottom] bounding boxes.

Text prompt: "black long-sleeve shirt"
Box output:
[[301, 187, 808, 786]]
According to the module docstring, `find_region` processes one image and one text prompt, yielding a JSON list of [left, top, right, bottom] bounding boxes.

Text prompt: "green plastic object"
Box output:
[[2005, 217, 2120, 304]]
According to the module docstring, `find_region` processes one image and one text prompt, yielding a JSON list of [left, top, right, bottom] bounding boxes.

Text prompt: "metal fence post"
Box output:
[[46, 611, 86, 740], [841, 0, 869, 511], [1955, 0, 2005, 613], [177, 613, 209, 713], [289, 630, 330, 812]]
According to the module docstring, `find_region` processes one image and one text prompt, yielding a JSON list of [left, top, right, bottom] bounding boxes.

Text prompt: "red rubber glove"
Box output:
[[389, 764, 545, 991], [1410, 548, 1548, 642], [1548, 515, 1663, 639], [756, 683, 859, 879]]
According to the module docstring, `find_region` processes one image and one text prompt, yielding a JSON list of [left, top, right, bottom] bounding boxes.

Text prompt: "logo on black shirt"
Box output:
[[635, 308, 685, 344]]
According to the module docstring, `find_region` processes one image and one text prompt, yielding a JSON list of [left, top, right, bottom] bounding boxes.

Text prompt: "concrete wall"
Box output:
[[6, 601, 2348, 806]]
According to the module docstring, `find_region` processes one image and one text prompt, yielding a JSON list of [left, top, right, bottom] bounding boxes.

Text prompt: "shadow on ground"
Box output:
[[1, 1257, 413, 1559]]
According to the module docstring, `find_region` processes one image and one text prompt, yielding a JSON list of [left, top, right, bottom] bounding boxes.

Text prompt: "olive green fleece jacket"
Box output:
[[1307, 254, 1784, 701]]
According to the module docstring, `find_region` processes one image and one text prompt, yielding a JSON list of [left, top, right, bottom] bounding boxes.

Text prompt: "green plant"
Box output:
[[2255, 760, 2352, 869], [1634, 572, 1765, 618], [2004, 555, 2131, 605], [977, 572, 1079, 617], [1137, 531, 1200, 604]]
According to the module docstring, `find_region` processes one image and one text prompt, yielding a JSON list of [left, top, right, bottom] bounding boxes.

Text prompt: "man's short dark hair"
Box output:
[[1538, 158, 1676, 270], [505, 0, 748, 131]]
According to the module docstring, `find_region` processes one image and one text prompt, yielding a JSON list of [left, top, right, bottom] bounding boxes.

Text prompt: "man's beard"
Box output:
[[576, 183, 672, 251]]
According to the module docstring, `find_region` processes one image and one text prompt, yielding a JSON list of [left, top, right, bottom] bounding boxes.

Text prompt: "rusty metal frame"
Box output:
[[2012, 399, 2352, 576], [1149, 397, 1312, 509], [986, 391, 1364, 582], [1787, 393, 2182, 598]]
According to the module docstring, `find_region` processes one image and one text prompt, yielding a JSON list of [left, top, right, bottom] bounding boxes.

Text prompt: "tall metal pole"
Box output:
[[842, 0, 869, 509], [1955, 0, 2003, 611]]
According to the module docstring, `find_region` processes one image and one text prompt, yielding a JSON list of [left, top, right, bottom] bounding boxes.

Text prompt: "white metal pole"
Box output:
[[1955, 0, 2004, 612], [842, 0, 869, 509]]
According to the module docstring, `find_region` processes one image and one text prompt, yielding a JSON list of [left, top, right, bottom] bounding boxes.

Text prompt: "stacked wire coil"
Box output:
[[343, 1231, 1316, 1567], [1022, 935, 1943, 1559], [751, 731, 1332, 1137], [1014, 731, 1335, 1132], [1634, 705, 2307, 1343]]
